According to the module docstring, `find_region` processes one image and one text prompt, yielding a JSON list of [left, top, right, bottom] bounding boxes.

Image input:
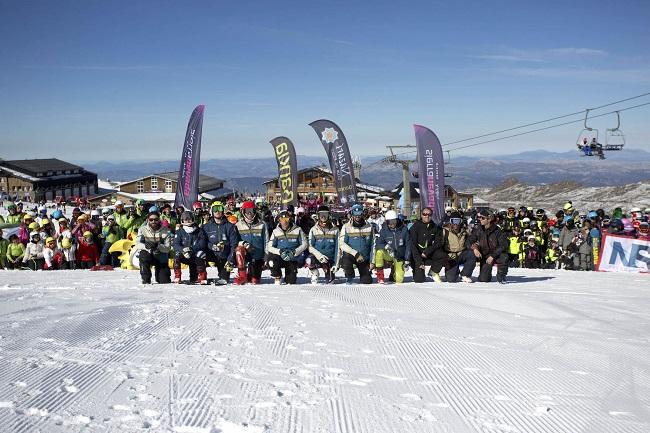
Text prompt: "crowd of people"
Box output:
[[0, 197, 648, 285]]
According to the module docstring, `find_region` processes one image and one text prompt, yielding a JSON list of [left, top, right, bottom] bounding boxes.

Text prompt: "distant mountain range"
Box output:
[[76, 148, 650, 193]]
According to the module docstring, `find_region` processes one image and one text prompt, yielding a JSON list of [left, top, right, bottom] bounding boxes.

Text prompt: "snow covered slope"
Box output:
[[0, 268, 648, 433]]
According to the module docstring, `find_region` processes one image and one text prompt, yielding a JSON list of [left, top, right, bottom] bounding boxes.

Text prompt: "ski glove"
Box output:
[[182, 247, 192, 259], [196, 250, 206, 260], [318, 255, 329, 264], [280, 249, 294, 262], [224, 261, 234, 272], [354, 253, 365, 263], [242, 241, 252, 250], [403, 260, 410, 271], [212, 241, 225, 252]]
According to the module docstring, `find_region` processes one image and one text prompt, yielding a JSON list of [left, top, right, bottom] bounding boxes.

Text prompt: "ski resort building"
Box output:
[[87, 172, 227, 206], [263, 165, 393, 208], [0, 158, 98, 203]]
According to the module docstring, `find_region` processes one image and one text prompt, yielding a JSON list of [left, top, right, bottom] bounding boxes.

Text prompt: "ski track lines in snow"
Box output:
[[0, 268, 649, 432]]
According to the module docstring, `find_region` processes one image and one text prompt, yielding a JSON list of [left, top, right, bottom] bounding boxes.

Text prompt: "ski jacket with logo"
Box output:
[[339, 219, 375, 261], [173, 226, 207, 256], [267, 223, 308, 259], [236, 218, 268, 260], [409, 219, 444, 266], [308, 222, 339, 263], [376, 221, 411, 262], [137, 224, 173, 256], [202, 219, 239, 263], [443, 227, 470, 260]]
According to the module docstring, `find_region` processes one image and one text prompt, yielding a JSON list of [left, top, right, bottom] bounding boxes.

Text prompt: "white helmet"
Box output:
[[296, 207, 305, 214], [91, 209, 100, 217], [385, 210, 398, 220], [630, 207, 641, 213]]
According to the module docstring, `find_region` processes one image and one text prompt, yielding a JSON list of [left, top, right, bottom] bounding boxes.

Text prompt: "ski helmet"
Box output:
[[350, 203, 364, 217]]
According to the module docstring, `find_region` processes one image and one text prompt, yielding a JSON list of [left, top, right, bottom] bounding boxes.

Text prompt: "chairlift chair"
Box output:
[[575, 109, 599, 156], [604, 111, 625, 151]]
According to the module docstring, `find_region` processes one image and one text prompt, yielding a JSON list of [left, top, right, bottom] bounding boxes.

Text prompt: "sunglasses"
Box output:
[[478, 216, 489, 220], [450, 217, 462, 225], [243, 209, 256, 214], [211, 206, 224, 213], [421, 212, 432, 217], [318, 211, 330, 218], [149, 218, 160, 222]]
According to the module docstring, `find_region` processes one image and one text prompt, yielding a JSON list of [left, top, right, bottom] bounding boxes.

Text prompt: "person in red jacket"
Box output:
[[76, 231, 99, 269]]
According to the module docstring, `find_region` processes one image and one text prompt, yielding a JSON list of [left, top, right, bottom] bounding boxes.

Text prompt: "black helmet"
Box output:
[[317, 205, 330, 213], [536, 208, 545, 217]]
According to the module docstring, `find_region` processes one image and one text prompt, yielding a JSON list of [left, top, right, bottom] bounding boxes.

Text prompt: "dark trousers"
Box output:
[[77, 260, 95, 269], [478, 253, 508, 282], [100, 242, 121, 267], [173, 255, 207, 281], [412, 248, 447, 283], [508, 253, 520, 268], [5, 259, 22, 270], [268, 253, 298, 284], [444, 250, 478, 282], [307, 254, 333, 280], [340, 252, 372, 284], [139, 250, 171, 284], [206, 251, 232, 281], [26, 258, 44, 271]]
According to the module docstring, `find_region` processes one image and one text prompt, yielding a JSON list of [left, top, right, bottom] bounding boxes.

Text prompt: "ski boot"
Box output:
[[197, 271, 208, 285], [376, 268, 385, 284]]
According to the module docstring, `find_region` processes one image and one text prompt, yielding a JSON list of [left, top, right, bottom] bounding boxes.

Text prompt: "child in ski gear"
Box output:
[[43, 236, 63, 270], [507, 226, 524, 268], [77, 231, 99, 269], [5, 234, 25, 269], [267, 209, 308, 285], [307, 205, 339, 284], [172, 211, 208, 284], [338, 203, 375, 284], [0, 229, 8, 269], [523, 236, 541, 268], [202, 201, 240, 285], [23, 232, 45, 270], [235, 201, 269, 285], [59, 237, 76, 270], [544, 237, 562, 269], [409, 207, 447, 283], [99, 214, 124, 267], [137, 211, 173, 284], [374, 210, 411, 284]]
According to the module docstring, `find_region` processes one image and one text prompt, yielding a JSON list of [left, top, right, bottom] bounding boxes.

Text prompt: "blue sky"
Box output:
[[1, 0, 649, 161]]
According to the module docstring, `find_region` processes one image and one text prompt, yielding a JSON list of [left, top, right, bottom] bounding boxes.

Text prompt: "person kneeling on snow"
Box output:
[[266, 210, 308, 285], [23, 231, 45, 270], [307, 205, 339, 284], [5, 234, 25, 269], [443, 213, 476, 283], [467, 210, 509, 284], [409, 207, 447, 283], [374, 210, 410, 284], [202, 201, 239, 285], [172, 211, 208, 284], [76, 231, 99, 269], [137, 211, 172, 284], [339, 203, 375, 284], [234, 201, 269, 285]]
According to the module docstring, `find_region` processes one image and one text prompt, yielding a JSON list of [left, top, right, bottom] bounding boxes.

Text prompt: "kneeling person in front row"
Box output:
[[267, 210, 308, 284], [202, 201, 239, 285], [137, 211, 173, 284], [339, 203, 375, 284], [374, 210, 410, 284], [173, 211, 208, 284], [307, 205, 339, 283]]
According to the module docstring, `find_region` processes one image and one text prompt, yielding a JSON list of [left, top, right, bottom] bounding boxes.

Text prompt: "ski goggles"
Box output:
[[449, 217, 462, 225], [243, 208, 256, 216], [318, 211, 330, 219], [278, 213, 291, 221], [211, 204, 224, 213]]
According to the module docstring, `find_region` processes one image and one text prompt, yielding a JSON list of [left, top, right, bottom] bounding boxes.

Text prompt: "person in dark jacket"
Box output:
[[409, 207, 447, 283], [235, 200, 269, 285], [374, 210, 411, 284], [173, 211, 208, 284], [202, 201, 240, 285], [467, 210, 509, 283]]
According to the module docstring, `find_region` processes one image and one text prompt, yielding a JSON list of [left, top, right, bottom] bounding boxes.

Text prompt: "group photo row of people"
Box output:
[[0, 198, 648, 285]]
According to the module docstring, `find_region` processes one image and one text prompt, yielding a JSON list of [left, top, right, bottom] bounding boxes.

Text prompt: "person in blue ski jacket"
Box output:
[[374, 210, 411, 284], [234, 200, 269, 285], [173, 211, 208, 284], [202, 200, 240, 285], [266, 209, 308, 285], [338, 203, 375, 284], [307, 205, 339, 283]]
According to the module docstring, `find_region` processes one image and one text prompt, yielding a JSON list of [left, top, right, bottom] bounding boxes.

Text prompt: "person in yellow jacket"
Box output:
[[507, 226, 524, 268], [544, 237, 561, 269], [5, 234, 25, 269]]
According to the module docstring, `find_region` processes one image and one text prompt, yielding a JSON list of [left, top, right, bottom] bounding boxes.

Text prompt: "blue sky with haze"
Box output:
[[1, 0, 649, 161]]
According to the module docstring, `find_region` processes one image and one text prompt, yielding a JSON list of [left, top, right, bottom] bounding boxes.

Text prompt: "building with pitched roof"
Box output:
[[0, 158, 98, 202]]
